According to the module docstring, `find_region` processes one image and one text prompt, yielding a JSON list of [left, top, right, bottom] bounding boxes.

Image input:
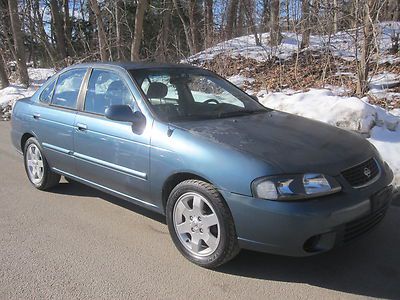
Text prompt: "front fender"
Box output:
[[148, 121, 281, 207]]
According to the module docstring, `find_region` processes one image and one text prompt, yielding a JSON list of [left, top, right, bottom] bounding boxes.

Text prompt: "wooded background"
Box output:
[[0, 0, 399, 95]]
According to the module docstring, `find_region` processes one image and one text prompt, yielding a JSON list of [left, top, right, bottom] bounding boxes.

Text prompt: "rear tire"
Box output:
[[23, 137, 60, 190], [166, 179, 240, 268]]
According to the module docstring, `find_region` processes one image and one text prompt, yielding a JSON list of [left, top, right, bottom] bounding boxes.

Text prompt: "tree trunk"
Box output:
[[300, 0, 310, 49], [155, 0, 172, 62], [269, 0, 281, 46], [262, 0, 270, 32], [8, 0, 29, 87], [204, 0, 213, 48], [49, 0, 67, 61], [0, 55, 9, 89], [285, 0, 290, 31], [237, 0, 244, 36], [63, 0, 72, 41], [333, 0, 338, 33], [172, 0, 196, 55], [32, 0, 58, 67], [63, 0, 76, 57], [188, 0, 202, 53], [351, 0, 359, 28], [115, 0, 124, 60], [243, 0, 261, 45], [226, 0, 239, 40], [356, 0, 378, 96], [90, 0, 110, 61], [131, 0, 148, 61]]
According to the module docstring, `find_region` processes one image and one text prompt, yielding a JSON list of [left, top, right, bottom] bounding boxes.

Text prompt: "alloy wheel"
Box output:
[[26, 144, 44, 184], [173, 192, 221, 256]]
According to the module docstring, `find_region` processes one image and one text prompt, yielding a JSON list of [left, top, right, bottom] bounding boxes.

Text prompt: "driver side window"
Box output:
[[84, 69, 135, 115]]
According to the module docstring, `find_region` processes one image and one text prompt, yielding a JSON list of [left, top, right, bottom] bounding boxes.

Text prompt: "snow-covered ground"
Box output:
[[188, 22, 400, 64], [0, 68, 54, 109]]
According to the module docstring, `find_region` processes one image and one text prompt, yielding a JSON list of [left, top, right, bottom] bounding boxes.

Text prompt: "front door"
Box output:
[[73, 68, 151, 205]]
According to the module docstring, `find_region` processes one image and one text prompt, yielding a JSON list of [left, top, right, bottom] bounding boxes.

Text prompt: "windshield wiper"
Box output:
[[217, 109, 266, 118], [167, 109, 267, 122]]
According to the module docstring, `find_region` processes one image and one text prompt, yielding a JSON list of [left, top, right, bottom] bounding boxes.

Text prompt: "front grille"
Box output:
[[343, 204, 388, 243], [341, 158, 380, 187]]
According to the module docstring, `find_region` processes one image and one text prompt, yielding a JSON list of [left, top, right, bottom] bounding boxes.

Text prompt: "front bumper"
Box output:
[[221, 168, 394, 257]]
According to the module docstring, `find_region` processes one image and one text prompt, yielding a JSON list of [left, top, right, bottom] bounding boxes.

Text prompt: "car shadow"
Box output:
[[50, 180, 400, 299], [50, 180, 166, 224]]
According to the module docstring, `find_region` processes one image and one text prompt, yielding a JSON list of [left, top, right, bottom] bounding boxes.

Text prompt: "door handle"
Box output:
[[76, 123, 87, 131], [33, 113, 40, 119]]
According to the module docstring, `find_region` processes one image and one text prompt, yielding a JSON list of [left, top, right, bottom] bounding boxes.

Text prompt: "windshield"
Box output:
[[130, 68, 268, 121]]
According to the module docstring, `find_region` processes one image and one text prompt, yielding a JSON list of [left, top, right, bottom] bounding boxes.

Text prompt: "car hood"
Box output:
[[171, 111, 375, 175]]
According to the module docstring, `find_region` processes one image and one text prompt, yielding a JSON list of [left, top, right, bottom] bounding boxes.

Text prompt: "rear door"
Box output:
[[34, 68, 87, 175], [73, 68, 151, 204]]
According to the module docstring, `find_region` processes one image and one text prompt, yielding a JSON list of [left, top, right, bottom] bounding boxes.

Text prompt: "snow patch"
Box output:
[[187, 22, 400, 64], [0, 68, 54, 108], [227, 74, 254, 88]]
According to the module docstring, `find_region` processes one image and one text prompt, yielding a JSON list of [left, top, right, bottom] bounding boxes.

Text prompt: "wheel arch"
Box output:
[[21, 132, 36, 151], [161, 172, 214, 213]]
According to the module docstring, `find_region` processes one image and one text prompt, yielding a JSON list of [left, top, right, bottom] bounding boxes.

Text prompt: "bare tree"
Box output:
[[262, 0, 270, 31], [63, 0, 76, 57], [285, 0, 290, 31], [226, 0, 239, 40], [155, 0, 172, 61], [242, 0, 261, 45], [49, 0, 68, 61], [204, 0, 213, 48], [63, 0, 72, 42], [8, 0, 29, 86], [31, 0, 58, 67], [115, 0, 124, 60], [0, 54, 9, 89], [188, 0, 202, 53], [131, 0, 148, 61], [172, 0, 196, 54], [90, 0, 110, 61], [356, 0, 379, 95], [333, 0, 339, 33], [300, 0, 310, 49], [269, 0, 281, 46]]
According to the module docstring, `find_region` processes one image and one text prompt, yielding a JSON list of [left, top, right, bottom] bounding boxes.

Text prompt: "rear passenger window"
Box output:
[[51, 69, 86, 109], [39, 80, 56, 104], [84, 69, 135, 115]]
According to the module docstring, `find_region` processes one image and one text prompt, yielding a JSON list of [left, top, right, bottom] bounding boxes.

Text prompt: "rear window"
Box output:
[[39, 80, 56, 104]]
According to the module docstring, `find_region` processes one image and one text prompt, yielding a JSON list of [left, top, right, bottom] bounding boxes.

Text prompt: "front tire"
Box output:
[[166, 180, 240, 268], [23, 137, 60, 190]]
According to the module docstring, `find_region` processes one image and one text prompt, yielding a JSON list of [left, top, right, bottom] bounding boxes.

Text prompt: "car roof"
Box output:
[[67, 62, 201, 71]]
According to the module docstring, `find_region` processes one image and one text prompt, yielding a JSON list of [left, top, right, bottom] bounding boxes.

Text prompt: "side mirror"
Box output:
[[105, 105, 146, 134], [250, 95, 259, 102]]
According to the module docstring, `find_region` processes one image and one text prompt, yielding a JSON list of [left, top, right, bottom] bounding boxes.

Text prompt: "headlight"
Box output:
[[252, 173, 341, 201]]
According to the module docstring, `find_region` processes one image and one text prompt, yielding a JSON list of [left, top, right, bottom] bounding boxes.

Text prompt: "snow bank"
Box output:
[[258, 89, 400, 186], [227, 74, 254, 87], [0, 68, 54, 108]]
